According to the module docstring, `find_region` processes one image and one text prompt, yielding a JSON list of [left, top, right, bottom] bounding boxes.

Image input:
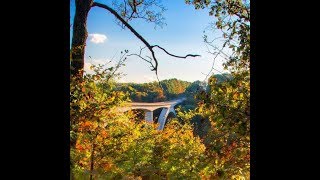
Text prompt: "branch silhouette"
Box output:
[[92, 2, 200, 74]]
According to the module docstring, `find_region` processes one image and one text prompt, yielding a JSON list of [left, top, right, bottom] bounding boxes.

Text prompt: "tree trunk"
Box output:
[[71, 0, 93, 77], [90, 141, 96, 180]]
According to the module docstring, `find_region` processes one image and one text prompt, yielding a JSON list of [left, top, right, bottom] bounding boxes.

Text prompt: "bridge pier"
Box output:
[[157, 107, 170, 130], [144, 110, 153, 123], [157, 107, 178, 130]]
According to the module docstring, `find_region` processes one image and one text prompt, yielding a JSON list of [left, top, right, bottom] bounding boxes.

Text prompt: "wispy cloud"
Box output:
[[88, 33, 107, 44]]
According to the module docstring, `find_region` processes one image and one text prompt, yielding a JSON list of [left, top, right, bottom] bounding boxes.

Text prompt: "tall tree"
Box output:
[[71, 0, 93, 77]]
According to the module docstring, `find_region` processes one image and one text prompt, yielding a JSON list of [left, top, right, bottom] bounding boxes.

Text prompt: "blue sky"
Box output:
[[70, 0, 227, 83]]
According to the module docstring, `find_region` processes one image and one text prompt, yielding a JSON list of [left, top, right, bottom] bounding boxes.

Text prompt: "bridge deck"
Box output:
[[126, 98, 186, 106], [118, 98, 186, 112]]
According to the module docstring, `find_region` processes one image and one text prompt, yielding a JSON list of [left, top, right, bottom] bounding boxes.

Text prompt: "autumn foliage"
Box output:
[[70, 0, 250, 179], [70, 66, 207, 179]]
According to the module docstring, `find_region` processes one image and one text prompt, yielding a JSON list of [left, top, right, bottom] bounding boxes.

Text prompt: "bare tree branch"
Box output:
[[127, 47, 155, 69], [92, 2, 158, 70], [203, 43, 231, 82], [205, 43, 230, 60], [127, 54, 154, 68], [106, 51, 128, 82], [152, 45, 200, 59], [127, 47, 163, 90], [92, 2, 200, 86]]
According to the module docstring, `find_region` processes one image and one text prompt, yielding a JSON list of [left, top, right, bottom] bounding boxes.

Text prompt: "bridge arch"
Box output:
[[152, 107, 167, 124], [116, 98, 186, 130]]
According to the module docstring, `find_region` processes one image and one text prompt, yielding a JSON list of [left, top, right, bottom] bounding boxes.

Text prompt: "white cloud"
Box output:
[[88, 33, 107, 44]]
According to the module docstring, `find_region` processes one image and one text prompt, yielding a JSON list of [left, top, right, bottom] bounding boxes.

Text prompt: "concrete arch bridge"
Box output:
[[118, 98, 186, 130]]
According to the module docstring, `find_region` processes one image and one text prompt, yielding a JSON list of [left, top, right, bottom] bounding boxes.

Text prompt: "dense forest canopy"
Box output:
[[115, 75, 230, 102], [116, 78, 191, 102]]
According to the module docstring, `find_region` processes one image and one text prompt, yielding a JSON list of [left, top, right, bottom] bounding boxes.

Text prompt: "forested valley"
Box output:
[[70, 0, 250, 179]]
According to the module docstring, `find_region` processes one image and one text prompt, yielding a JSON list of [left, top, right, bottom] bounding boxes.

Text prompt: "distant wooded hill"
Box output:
[[115, 74, 230, 103]]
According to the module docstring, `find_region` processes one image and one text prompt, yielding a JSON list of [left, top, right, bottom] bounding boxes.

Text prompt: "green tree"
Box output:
[[70, 64, 131, 179], [183, 0, 250, 178]]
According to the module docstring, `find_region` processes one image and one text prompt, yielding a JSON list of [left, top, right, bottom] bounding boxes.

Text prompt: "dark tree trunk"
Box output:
[[71, 0, 93, 77], [90, 141, 96, 180]]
